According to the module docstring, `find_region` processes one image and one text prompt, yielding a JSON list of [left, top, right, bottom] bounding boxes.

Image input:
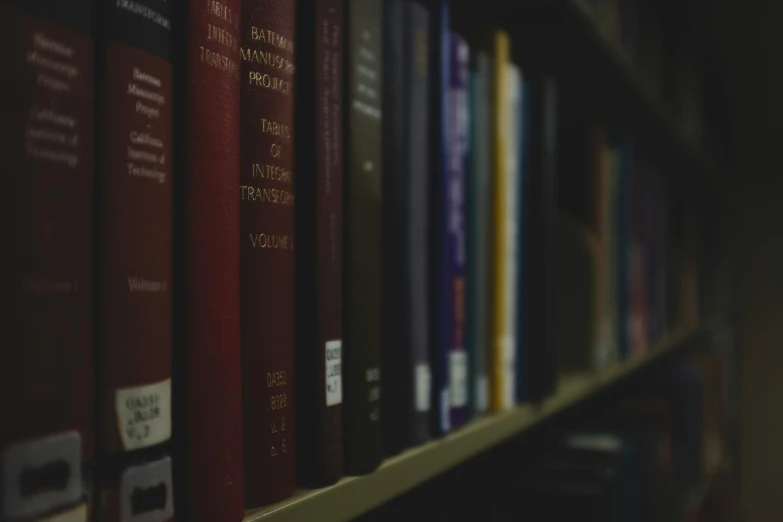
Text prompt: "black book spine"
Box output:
[[381, 0, 410, 457], [527, 75, 558, 400], [406, 1, 432, 445], [343, 0, 384, 475]]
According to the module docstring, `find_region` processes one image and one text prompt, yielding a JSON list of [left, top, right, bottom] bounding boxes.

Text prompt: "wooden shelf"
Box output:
[[245, 324, 708, 522]]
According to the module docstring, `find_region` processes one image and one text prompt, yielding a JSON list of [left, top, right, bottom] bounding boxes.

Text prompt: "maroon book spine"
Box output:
[[239, 0, 297, 507], [98, 0, 174, 460], [185, 0, 244, 521], [294, 0, 344, 487], [0, 1, 95, 519]]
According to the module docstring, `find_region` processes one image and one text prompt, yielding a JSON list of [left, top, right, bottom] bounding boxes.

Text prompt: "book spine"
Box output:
[[98, 0, 173, 460], [239, 0, 297, 507], [380, 0, 409, 456], [467, 53, 490, 415], [184, 0, 245, 519], [428, 0, 451, 436], [488, 30, 509, 413], [528, 75, 558, 400], [515, 77, 532, 403], [343, 0, 383, 474], [406, 1, 432, 445], [500, 63, 521, 409], [448, 34, 469, 429], [0, 2, 94, 519], [294, 0, 344, 487], [95, 454, 174, 522]]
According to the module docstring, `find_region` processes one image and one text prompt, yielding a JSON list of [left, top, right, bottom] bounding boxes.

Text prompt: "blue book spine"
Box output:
[[515, 78, 532, 403], [448, 34, 470, 429], [428, 0, 451, 436]]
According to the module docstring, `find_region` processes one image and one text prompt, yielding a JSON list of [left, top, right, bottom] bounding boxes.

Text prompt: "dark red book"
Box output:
[[239, 0, 297, 507], [184, 0, 245, 520], [97, 0, 173, 459], [96, 455, 174, 522], [0, 0, 95, 519], [294, 0, 344, 487]]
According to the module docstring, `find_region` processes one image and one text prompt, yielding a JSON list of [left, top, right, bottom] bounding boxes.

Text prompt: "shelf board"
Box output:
[[245, 324, 705, 522], [561, 0, 723, 193]]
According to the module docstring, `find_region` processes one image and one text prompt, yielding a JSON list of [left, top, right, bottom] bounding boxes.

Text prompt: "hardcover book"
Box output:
[[239, 0, 297, 507], [183, 0, 245, 519], [98, 0, 174, 459], [343, 0, 384, 474], [0, 0, 95, 518], [447, 33, 470, 429], [381, 0, 431, 455], [427, 0, 452, 435], [527, 74, 558, 400], [515, 77, 532, 402], [488, 30, 515, 412], [466, 51, 491, 415], [294, 0, 345, 487]]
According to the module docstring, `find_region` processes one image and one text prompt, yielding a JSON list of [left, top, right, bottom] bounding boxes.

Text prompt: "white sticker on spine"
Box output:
[[414, 363, 431, 412], [41, 503, 88, 522], [116, 378, 172, 451], [120, 456, 174, 522], [475, 375, 488, 413], [2, 431, 82, 520], [325, 339, 342, 406], [449, 351, 468, 408]]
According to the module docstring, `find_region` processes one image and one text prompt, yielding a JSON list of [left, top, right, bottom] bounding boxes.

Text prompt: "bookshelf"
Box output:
[[245, 323, 710, 522], [453, 0, 725, 196]]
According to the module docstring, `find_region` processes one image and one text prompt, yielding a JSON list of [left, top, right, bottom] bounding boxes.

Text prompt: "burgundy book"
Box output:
[[184, 0, 244, 521], [294, 0, 344, 487], [95, 455, 174, 522], [239, 0, 297, 507], [98, 0, 174, 459], [0, 0, 95, 519]]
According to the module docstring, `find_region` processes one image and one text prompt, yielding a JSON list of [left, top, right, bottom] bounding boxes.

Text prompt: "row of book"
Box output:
[[0, 0, 723, 520], [364, 330, 737, 521]]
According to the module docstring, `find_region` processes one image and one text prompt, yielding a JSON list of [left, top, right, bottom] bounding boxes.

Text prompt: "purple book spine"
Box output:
[[448, 34, 470, 429]]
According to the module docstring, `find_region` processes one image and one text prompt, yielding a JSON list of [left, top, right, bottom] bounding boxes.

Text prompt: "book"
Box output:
[[613, 136, 633, 360], [183, 0, 245, 519], [515, 77, 532, 402], [294, 0, 345, 487], [488, 30, 511, 412], [343, 0, 384, 475], [95, 454, 174, 522], [427, 0, 452, 435], [447, 33, 470, 429], [239, 0, 297, 506], [466, 51, 491, 415], [97, 0, 174, 460], [381, 0, 431, 455], [0, 0, 95, 519], [527, 74, 558, 400]]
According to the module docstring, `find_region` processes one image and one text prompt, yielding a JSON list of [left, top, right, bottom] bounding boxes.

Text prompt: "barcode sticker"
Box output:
[[414, 364, 431, 412], [475, 375, 489, 413], [440, 388, 451, 432], [2, 432, 82, 520], [449, 351, 468, 407], [116, 378, 172, 451], [120, 457, 174, 522], [325, 340, 342, 406]]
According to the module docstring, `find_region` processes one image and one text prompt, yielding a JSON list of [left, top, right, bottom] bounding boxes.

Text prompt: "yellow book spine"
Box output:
[[489, 30, 509, 413]]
